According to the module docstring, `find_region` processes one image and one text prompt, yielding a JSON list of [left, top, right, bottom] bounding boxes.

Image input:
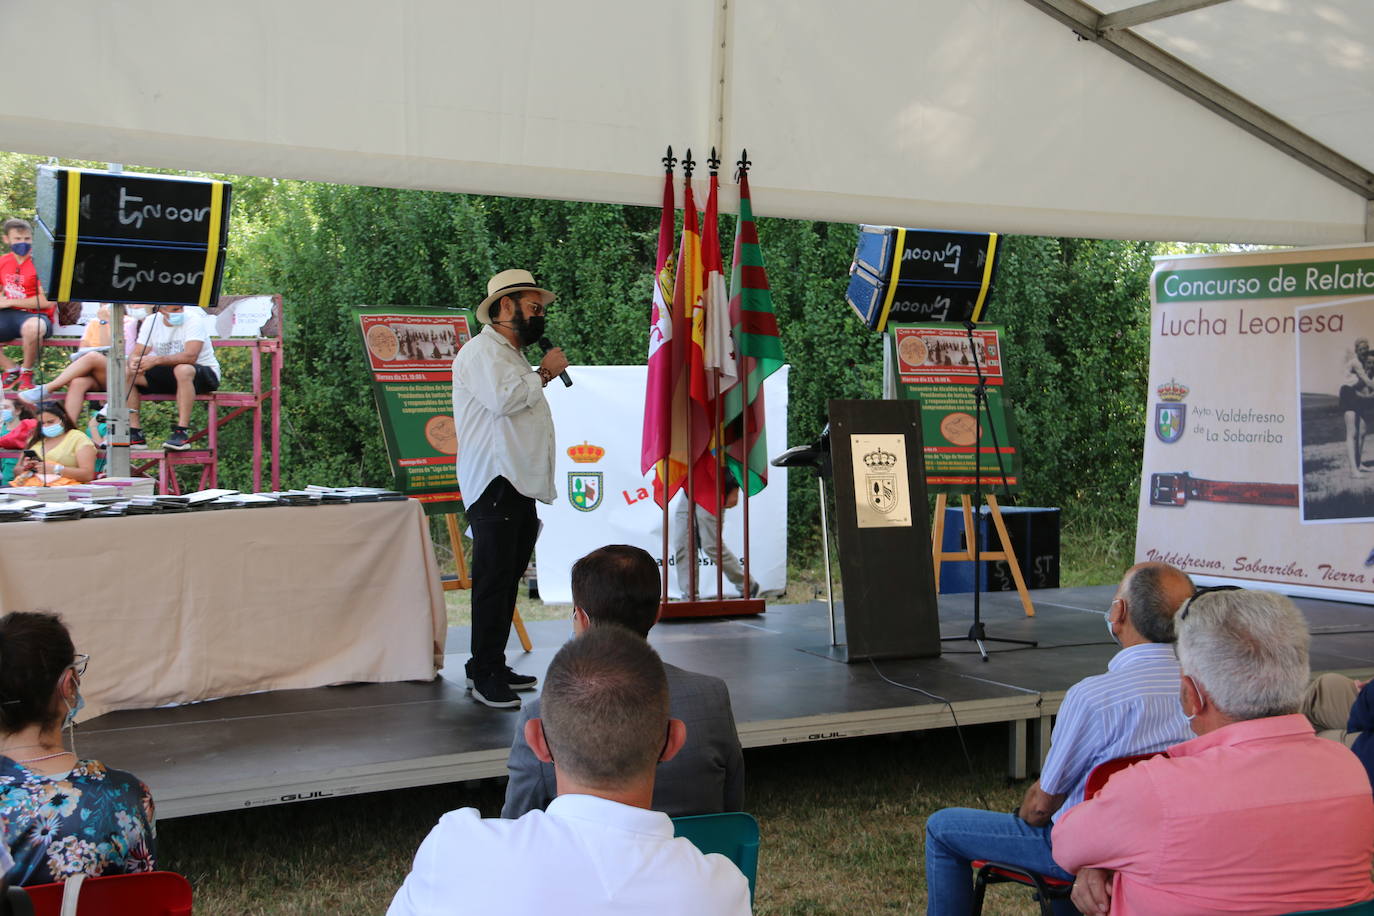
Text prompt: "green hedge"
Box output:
[[2, 152, 1168, 559]]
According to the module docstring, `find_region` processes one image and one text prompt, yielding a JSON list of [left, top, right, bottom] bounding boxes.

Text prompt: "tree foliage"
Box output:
[[2, 150, 1179, 558]]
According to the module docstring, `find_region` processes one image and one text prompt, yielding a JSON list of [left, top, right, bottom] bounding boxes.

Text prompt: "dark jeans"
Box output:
[[466, 476, 538, 678]]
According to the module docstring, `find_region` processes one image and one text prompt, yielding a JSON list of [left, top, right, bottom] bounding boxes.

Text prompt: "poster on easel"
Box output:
[[354, 306, 473, 513], [888, 322, 1022, 493]]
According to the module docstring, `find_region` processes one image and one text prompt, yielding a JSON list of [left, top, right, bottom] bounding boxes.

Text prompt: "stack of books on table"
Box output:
[[304, 485, 407, 503]]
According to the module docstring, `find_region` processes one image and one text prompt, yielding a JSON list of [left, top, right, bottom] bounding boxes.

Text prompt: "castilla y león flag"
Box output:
[[723, 170, 785, 495], [641, 170, 680, 483]]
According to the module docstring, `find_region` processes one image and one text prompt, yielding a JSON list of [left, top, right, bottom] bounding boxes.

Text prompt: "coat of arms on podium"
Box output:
[[864, 448, 899, 514], [849, 434, 913, 529]]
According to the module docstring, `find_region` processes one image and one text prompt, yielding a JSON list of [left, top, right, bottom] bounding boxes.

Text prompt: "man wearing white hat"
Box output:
[[453, 269, 570, 709]]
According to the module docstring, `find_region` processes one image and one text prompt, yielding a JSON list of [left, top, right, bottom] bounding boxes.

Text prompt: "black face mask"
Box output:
[[510, 308, 545, 347]]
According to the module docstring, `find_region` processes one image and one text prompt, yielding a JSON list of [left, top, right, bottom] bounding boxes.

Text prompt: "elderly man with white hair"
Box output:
[[1053, 587, 1374, 916]]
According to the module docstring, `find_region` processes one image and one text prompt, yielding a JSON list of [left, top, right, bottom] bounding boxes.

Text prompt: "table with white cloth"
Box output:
[[0, 499, 448, 721]]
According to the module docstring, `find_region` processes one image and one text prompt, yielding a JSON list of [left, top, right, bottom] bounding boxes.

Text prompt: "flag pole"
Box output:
[[682, 148, 699, 603], [658, 145, 676, 605], [736, 149, 753, 600], [708, 148, 725, 602]]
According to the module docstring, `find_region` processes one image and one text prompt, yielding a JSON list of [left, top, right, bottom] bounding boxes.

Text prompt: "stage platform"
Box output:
[[79, 585, 1374, 819]]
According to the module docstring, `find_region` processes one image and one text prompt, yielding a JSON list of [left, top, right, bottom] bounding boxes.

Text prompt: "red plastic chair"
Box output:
[[20, 871, 191, 916], [969, 752, 1164, 915]]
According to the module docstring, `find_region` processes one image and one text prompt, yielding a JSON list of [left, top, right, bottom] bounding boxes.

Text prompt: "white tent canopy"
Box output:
[[2, 0, 1370, 244]]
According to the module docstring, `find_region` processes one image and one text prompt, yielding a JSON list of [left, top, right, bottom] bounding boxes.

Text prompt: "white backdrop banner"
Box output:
[[536, 365, 789, 604], [1136, 244, 1374, 603]]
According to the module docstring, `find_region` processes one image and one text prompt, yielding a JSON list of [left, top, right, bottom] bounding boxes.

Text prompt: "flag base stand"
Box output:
[[659, 598, 764, 620]]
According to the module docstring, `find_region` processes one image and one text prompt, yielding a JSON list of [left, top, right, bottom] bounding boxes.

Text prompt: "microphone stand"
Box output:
[[941, 320, 1036, 662]]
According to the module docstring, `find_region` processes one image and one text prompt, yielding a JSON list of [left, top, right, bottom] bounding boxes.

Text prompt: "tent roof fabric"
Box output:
[[2, 0, 1369, 244]]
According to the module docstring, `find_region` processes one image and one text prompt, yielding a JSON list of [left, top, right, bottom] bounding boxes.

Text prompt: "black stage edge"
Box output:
[[78, 586, 1374, 819]]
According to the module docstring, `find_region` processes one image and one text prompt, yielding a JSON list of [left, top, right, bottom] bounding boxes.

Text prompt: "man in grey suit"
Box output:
[[503, 544, 745, 818]]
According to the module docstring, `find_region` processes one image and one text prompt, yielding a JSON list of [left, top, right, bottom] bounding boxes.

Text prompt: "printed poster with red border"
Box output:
[[356, 307, 473, 512]]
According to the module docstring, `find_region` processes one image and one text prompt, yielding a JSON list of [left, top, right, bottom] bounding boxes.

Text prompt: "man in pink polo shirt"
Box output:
[[1053, 588, 1374, 915]]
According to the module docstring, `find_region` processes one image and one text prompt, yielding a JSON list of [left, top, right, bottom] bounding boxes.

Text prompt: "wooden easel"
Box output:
[[930, 494, 1035, 617], [441, 513, 532, 652]]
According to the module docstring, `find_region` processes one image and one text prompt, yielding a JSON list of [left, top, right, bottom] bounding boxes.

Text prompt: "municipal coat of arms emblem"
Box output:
[[863, 447, 899, 514], [568, 472, 603, 512], [1154, 379, 1189, 444]]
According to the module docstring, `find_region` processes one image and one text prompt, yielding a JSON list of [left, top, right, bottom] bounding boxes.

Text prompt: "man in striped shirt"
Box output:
[[923, 562, 1195, 916]]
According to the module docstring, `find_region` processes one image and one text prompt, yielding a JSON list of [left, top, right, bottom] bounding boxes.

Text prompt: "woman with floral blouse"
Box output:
[[0, 612, 155, 885]]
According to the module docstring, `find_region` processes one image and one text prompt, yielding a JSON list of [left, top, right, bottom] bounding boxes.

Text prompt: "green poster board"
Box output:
[[355, 306, 474, 513], [889, 323, 1022, 493]]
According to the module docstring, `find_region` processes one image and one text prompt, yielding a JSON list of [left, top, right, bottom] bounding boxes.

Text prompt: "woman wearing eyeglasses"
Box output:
[[0, 612, 155, 886]]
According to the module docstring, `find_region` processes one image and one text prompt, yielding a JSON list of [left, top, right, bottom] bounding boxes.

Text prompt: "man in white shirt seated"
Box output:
[[923, 562, 1195, 915], [387, 626, 752, 916]]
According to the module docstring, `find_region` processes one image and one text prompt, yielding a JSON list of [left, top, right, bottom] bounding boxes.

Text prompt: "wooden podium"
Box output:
[[820, 399, 941, 662]]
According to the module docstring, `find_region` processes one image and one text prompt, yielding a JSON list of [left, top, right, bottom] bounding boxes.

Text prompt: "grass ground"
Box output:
[[157, 516, 1134, 915]]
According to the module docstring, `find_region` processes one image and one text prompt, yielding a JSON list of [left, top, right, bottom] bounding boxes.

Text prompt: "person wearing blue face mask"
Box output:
[[9, 402, 96, 486], [0, 394, 37, 483], [0, 217, 55, 393], [0, 611, 157, 886], [924, 562, 1196, 916], [125, 304, 221, 451]]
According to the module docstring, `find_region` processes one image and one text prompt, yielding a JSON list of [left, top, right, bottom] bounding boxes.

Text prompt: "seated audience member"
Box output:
[[1296, 673, 1374, 806], [1054, 588, 1374, 916], [0, 395, 36, 483], [504, 544, 743, 818], [389, 626, 751, 916], [19, 351, 116, 426], [20, 304, 151, 422], [23, 305, 219, 451], [9, 403, 95, 486], [1303, 673, 1374, 791], [923, 562, 1194, 916], [0, 219, 53, 392], [0, 612, 156, 885]]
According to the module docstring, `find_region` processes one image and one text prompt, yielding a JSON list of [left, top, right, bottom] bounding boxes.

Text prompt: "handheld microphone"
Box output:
[[538, 337, 573, 387]]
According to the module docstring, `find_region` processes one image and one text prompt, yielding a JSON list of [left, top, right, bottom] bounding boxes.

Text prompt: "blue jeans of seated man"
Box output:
[[924, 807, 1077, 916]]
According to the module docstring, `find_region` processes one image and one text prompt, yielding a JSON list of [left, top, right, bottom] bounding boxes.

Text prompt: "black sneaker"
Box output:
[[129, 428, 146, 447], [163, 428, 192, 451], [465, 667, 538, 692], [469, 674, 521, 709]]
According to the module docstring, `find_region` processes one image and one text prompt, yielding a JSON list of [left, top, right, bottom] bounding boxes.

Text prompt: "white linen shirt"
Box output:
[[451, 327, 556, 504], [135, 307, 220, 377], [387, 794, 752, 916], [1038, 641, 1193, 822]]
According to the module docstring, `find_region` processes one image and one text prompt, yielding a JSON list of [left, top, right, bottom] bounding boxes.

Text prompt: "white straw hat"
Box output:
[[476, 269, 557, 325]]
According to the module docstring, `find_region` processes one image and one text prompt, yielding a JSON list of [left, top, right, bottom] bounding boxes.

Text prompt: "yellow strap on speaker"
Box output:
[[56, 171, 81, 302], [197, 182, 224, 309], [874, 227, 906, 333], [970, 232, 999, 322]]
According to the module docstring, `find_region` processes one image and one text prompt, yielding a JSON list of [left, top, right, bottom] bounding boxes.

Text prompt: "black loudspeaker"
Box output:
[[846, 226, 1001, 331], [33, 166, 230, 306]]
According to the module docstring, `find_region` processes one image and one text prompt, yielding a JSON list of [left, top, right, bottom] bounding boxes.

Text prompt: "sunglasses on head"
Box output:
[[1178, 584, 1242, 621]]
